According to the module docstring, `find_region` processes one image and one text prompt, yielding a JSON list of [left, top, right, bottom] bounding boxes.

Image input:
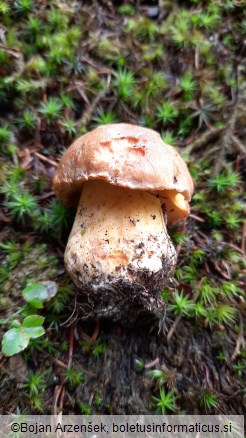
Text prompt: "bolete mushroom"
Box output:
[[53, 123, 193, 319]]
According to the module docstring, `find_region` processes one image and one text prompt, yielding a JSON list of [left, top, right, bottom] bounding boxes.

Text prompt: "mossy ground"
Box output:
[[0, 0, 245, 414]]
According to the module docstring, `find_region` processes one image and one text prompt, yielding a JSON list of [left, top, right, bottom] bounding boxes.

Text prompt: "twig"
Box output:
[[166, 315, 182, 343], [90, 321, 100, 344], [214, 33, 246, 65], [195, 44, 200, 71], [189, 213, 205, 223], [144, 358, 160, 369], [34, 152, 58, 167], [196, 276, 205, 292], [52, 321, 77, 415], [222, 388, 246, 399], [241, 221, 246, 254], [223, 242, 245, 255], [67, 320, 76, 368], [77, 367, 96, 377], [0, 44, 21, 57], [185, 127, 224, 155], [0, 209, 11, 223], [59, 387, 66, 413], [81, 56, 111, 74], [213, 261, 231, 280], [231, 316, 245, 361], [42, 352, 68, 369], [76, 74, 111, 128], [60, 295, 77, 327], [231, 135, 246, 155], [52, 385, 63, 416], [37, 191, 55, 200], [0, 353, 4, 365]]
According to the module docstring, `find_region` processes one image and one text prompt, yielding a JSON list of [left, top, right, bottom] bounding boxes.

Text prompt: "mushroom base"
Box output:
[[74, 254, 176, 322], [65, 180, 177, 320]]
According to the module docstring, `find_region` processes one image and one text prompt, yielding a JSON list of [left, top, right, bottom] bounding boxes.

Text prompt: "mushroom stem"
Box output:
[[65, 180, 177, 292]]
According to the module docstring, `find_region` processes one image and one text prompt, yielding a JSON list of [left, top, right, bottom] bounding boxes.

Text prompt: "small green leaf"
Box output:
[[26, 299, 44, 309], [23, 326, 45, 339], [23, 283, 48, 302], [2, 328, 29, 356], [22, 315, 45, 327], [10, 319, 22, 328], [23, 282, 58, 307], [22, 315, 45, 339]]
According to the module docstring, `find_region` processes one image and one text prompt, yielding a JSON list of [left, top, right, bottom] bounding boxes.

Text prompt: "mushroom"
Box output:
[[53, 123, 193, 318]]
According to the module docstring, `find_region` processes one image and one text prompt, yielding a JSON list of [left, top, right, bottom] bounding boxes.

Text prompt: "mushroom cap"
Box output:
[[53, 123, 194, 223]]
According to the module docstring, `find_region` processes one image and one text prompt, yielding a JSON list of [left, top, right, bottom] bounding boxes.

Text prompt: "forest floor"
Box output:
[[0, 0, 245, 415]]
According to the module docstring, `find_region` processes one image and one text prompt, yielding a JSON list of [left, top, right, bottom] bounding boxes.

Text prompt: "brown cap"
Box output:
[[53, 123, 194, 223]]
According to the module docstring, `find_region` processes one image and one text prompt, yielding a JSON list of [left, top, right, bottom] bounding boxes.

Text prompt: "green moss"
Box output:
[[0, 241, 57, 298]]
